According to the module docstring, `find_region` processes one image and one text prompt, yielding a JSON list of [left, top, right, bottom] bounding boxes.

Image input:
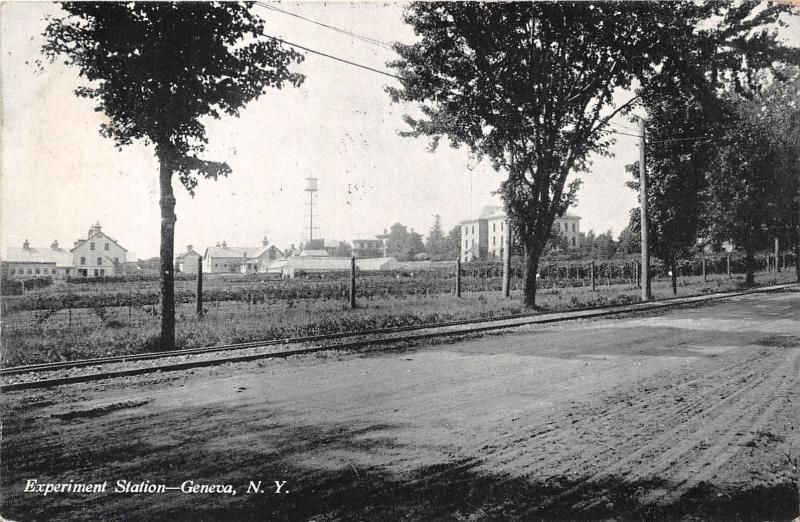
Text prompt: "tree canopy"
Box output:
[[42, 2, 305, 349], [388, 1, 798, 306], [43, 2, 305, 193]]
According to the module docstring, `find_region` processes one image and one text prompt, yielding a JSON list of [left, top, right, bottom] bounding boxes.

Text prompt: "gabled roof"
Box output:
[[176, 249, 201, 260], [70, 230, 128, 252], [6, 247, 72, 266], [204, 246, 260, 259], [247, 244, 284, 261]]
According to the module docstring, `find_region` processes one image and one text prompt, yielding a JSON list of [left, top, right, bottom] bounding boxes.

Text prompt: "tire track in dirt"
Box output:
[[484, 348, 770, 467], [480, 345, 794, 512], [552, 347, 795, 512]]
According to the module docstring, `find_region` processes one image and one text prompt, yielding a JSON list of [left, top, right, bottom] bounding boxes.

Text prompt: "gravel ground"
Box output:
[[1, 288, 798, 521]]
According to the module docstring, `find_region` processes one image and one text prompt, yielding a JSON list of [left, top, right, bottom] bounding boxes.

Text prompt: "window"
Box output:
[[27, 269, 32, 274], [66, 269, 71, 275], [35, 268, 40, 274], [97, 257, 102, 265], [572, 237, 576, 246], [99, 269, 105, 276], [572, 223, 576, 232], [501, 237, 504, 247], [80, 257, 86, 265], [472, 226, 475, 235], [492, 237, 496, 246], [465, 240, 468, 250], [90, 242, 95, 250], [94, 269, 99, 277], [501, 221, 504, 231], [472, 239, 475, 247], [114, 257, 119, 264], [492, 223, 496, 232], [104, 242, 109, 250]]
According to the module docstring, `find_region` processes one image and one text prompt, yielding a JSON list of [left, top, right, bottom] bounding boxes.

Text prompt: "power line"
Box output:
[[264, 34, 403, 80], [254, 1, 394, 51], [609, 121, 638, 132]]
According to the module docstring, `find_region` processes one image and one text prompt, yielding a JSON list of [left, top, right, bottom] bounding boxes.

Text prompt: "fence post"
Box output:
[[635, 260, 639, 288], [727, 255, 731, 278], [456, 258, 462, 298], [590, 260, 596, 291], [350, 256, 356, 309], [196, 257, 203, 317], [702, 258, 707, 282]]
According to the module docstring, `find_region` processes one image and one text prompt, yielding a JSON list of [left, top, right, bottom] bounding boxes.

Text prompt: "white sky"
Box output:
[[2, 1, 798, 259]]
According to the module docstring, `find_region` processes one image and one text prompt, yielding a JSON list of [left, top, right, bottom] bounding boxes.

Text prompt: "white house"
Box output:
[[203, 241, 261, 273], [71, 222, 128, 277]]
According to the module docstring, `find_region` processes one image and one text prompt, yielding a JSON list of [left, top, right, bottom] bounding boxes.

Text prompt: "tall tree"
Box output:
[[704, 72, 800, 285], [43, 2, 304, 349], [388, 2, 798, 306], [445, 225, 461, 261], [425, 215, 447, 260]]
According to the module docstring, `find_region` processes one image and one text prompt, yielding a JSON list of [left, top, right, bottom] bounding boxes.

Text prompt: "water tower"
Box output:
[[304, 176, 319, 243]]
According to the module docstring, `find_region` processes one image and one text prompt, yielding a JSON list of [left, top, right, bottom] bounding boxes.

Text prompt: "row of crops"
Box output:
[[3, 252, 789, 315]]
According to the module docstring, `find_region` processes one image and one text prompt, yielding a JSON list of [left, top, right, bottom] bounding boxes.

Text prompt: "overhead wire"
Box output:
[[248, 4, 716, 146], [254, 1, 395, 51]]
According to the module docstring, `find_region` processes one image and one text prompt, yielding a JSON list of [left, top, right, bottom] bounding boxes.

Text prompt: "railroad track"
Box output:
[[2, 283, 796, 392]]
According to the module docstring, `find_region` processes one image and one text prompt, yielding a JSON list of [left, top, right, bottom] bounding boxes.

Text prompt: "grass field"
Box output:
[[1, 270, 796, 367]]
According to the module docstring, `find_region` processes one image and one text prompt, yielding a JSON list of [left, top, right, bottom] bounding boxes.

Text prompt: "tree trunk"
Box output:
[[671, 256, 677, 296], [523, 248, 540, 307], [158, 152, 176, 351]]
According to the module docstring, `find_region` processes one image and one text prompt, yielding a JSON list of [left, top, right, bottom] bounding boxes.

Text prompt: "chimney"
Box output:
[[222, 241, 227, 248], [187, 244, 193, 253], [51, 240, 59, 250], [262, 236, 268, 247], [23, 239, 30, 250], [410, 228, 415, 234], [216, 242, 221, 247]]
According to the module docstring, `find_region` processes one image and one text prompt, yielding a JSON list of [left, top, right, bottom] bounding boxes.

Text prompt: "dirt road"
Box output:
[[2, 289, 798, 521]]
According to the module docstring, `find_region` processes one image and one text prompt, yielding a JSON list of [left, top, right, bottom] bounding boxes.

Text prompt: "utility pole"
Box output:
[[502, 224, 512, 298], [775, 238, 780, 273], [639, 118, 651, 300]]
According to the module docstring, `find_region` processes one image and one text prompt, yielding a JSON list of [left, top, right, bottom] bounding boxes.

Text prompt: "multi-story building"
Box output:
[[460, 206, 581, 262], [70, 222, 128, 277], [5, 222, 128, 278]]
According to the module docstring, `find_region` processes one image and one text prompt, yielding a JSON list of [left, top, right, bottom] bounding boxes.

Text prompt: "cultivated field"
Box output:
[[1, 267, 796, 367]]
